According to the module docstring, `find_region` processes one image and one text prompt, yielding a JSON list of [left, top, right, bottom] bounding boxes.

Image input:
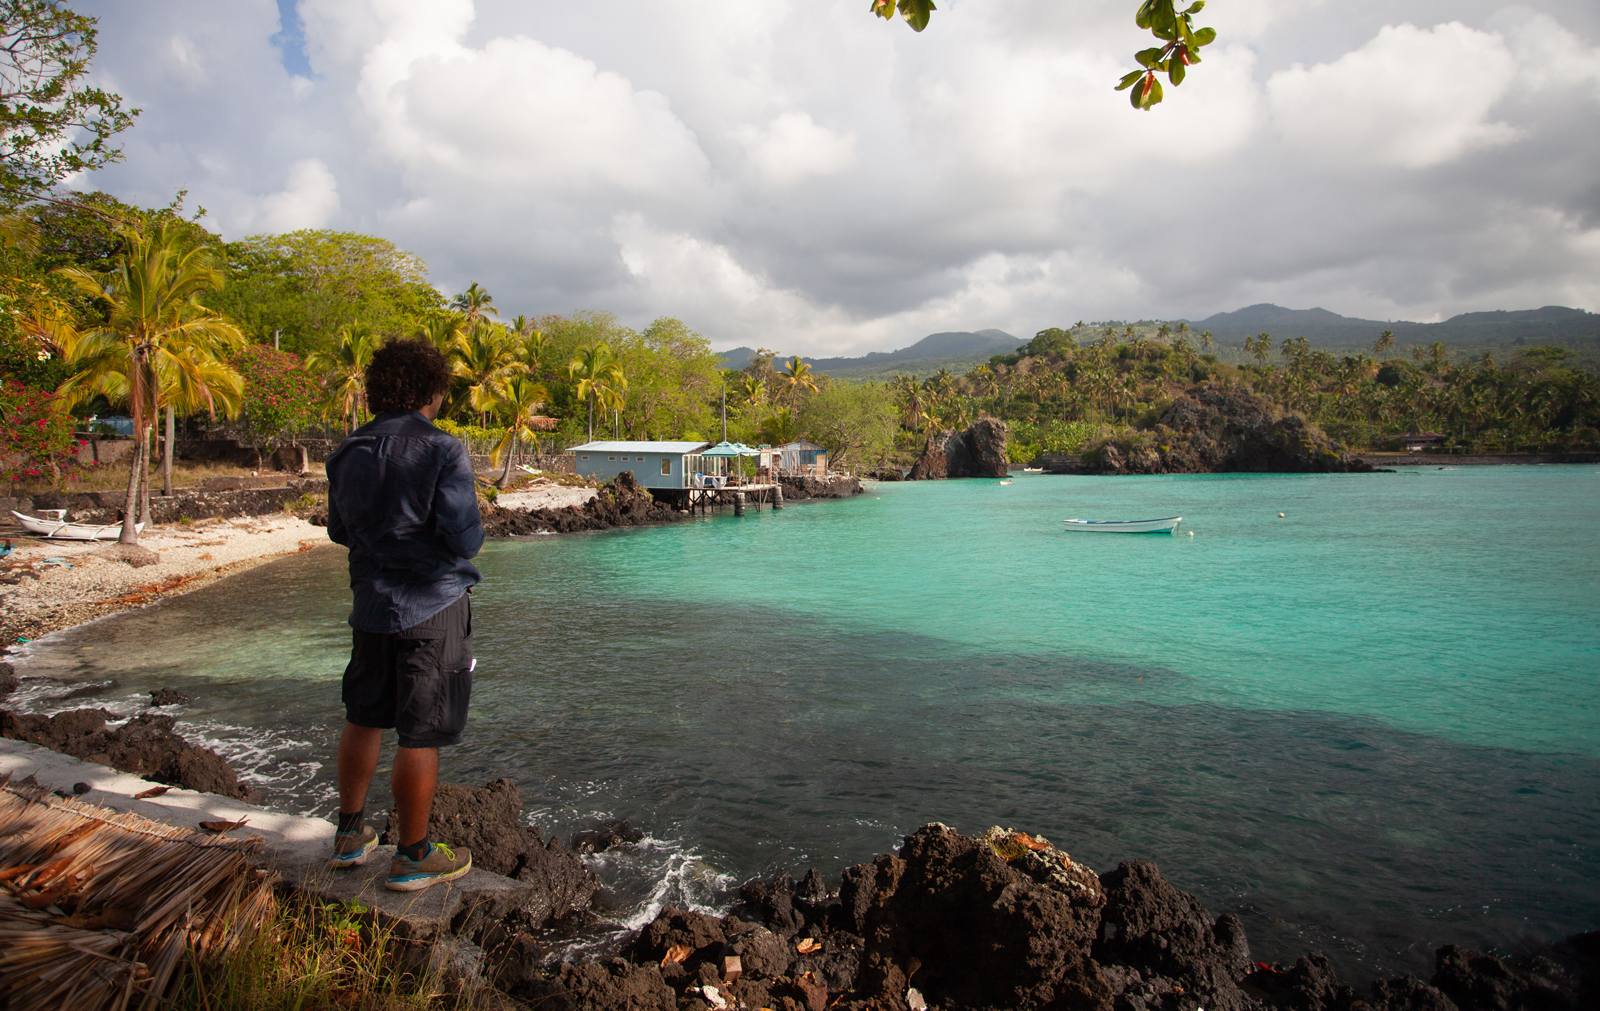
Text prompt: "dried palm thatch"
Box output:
[[0, 772, 279, 1011]]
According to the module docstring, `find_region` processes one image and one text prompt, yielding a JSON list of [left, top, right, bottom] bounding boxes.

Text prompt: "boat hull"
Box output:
[[11, 510, 144, 541], [1062, 516, 1181, 534]]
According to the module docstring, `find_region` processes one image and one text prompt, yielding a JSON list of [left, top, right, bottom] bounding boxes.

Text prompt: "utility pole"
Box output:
[[273, 328, 280, 351], [721, 384, 727, 443]]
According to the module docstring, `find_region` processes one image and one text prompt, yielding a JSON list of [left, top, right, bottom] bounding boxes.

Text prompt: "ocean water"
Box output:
[[12, 466, 1599, 981]]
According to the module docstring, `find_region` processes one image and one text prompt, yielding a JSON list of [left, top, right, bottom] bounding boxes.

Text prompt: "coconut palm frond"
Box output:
[[0, 780, 277, 1011]]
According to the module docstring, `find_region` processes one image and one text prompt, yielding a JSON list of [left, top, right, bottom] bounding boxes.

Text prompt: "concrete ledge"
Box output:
[[0, 737, 540, 954]]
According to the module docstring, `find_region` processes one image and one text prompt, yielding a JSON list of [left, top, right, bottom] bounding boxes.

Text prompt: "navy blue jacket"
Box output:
[[325, 411, 483, 633]]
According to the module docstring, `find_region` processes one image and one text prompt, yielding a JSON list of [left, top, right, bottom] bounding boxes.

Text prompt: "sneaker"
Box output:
[[328, 825, 379, 868], [385, 842, 472, 892]]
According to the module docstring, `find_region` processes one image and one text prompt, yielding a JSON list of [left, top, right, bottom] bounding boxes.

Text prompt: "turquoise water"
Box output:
[[13, 466, 1599, 980]]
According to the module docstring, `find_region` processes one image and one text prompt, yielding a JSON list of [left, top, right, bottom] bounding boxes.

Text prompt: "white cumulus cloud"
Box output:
[[1267, 22, 1520, 169], [735, 112, 857, 187]]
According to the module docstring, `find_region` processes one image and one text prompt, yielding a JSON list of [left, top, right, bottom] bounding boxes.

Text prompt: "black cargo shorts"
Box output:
[[343, 592, 473, 748]]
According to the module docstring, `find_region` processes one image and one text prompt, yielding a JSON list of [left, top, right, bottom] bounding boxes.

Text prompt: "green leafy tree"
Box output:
[[611, 317, 720, 440], [796, 380, 897, 470], [205, 230, 441, 355], [0, 1, 138, 205], [874, 0, 1217, 109]]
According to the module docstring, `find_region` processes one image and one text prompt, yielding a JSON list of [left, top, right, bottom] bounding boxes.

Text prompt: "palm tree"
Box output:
[[568, 342, 627, 441], [306, 322, 381, 433], [1247, 333, 1272, 364], [487, 373, 552, 487], [451, 320, 522, 424], [414, 313, 467, 355], [56, 222, 245, 543], [780, 356, 818, 407], [1374, 330, 1396, 356], [891, 374, 922, 429], [450, 282, 498, 324], [156, 344, 244, 494], [759, 408, 800, 446], [1200, 329, 1214, 350], [738, 374, 766, 406]]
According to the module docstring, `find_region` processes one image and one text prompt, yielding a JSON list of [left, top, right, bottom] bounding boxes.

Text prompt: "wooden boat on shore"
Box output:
[[1063, 516, 1181, 534], [11, 509, 142, 541]]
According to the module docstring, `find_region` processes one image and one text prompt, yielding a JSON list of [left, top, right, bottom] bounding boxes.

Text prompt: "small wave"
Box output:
[[544, 833, 737, 964]]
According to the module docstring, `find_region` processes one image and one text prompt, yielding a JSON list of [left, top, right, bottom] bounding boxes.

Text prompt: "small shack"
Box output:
[[1399, 432, 1445, 453], [569, 440, 712, 490], [775, 439, 828, 475]]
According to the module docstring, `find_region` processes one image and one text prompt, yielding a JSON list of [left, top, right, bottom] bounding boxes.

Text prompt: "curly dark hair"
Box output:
[[365, 337, 452, 414]]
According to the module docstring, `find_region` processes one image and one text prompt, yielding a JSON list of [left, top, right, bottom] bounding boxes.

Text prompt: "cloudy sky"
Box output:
[[71, 0, 1600, 354]]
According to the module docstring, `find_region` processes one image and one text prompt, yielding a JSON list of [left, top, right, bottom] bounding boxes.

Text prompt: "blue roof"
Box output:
[[568, 441, 711, 454]]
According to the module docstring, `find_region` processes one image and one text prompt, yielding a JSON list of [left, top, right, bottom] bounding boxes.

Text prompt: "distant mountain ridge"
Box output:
[[716, 306, 1600, 381], [1187, 303, 1598, 348], [718, 329, 1021, 379]]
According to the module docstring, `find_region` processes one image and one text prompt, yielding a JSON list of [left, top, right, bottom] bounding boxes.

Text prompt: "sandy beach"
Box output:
[[1, 516, 333, 648]]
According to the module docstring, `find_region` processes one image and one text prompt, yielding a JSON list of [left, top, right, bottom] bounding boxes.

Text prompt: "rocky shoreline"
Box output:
[[0, 671, 1591, 1011]]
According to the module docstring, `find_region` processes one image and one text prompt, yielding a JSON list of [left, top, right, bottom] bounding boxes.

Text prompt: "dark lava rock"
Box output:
[[61, 679, 119, 700], [514, 959, 677, 1011], [0, 662, 16, 701], [867, 824, 1110, 1010], [907, 430, 949, 480], [909, 419, 1010, 480], [0, 708, 259, 801], [1082, 383, 1371, 475], [381, 778, 597, 928], [570, 819, 645, 854], [72, 781, 91, 794], [778, 474, 864, 500], [1431, 943, 1584, 1011], [629, 907, 727, 968], [1096, 859, 1252, 1001], [481, 472, 686, 537], [1367, 974, 1460, 1011], [149, 687, 191, 707]]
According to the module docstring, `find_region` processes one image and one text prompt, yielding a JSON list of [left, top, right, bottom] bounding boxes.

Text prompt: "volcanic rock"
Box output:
[[1082, 383, 1371, 475], [570, 818, 645, 854], [0, 707, 258, 801], [481, 472, 685, 537], [0, 662, 15, 701], [909, 419, 1011, 479], [868, 824, 1109, 1010], [515, 959, 677, 1011], [150, 687, 191, 707], [778, 475, 864, 499], [1095, 859, 1252, 999], [381, 778, 597, 928]]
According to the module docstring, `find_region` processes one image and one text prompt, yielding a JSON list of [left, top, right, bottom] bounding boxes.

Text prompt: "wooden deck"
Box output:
[[683, 482, 783, 515]]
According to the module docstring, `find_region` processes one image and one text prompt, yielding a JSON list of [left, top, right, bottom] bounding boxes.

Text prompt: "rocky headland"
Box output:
[[1071, 385, 1372, 476], [909, 419, 1011, 480]]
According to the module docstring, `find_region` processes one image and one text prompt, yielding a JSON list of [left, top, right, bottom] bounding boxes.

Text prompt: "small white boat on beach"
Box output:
[[1062, 516, 1182, 534], [998, 479, 1014, 486], [11, 509, 142, 541]]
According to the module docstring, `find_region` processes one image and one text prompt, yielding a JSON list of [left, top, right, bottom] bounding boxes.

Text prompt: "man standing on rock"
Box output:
[[323, 337, 480, 891]]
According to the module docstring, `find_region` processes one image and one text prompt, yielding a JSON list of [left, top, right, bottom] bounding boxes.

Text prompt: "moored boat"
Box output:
[[1062, 516, 1181, 534], [11, 509, 144, 541]]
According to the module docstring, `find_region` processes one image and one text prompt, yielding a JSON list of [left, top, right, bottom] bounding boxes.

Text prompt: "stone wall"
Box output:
[[2, 478, 328, 525]]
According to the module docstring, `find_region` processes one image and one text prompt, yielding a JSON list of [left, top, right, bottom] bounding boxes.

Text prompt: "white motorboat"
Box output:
[[11, 509, 143, 541], [1062, 516, 1181, 534]]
